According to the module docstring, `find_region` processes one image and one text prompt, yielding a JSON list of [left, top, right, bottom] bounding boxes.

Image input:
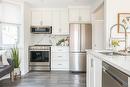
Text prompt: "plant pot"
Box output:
[[14, 68, 21, 79], [113, 46, 118, 52]]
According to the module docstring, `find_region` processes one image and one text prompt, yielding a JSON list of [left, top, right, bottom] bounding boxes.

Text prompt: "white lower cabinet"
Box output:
[[51, 46, 69, 70], [129, 77, 130, 87], [87, 52, 102, 87]]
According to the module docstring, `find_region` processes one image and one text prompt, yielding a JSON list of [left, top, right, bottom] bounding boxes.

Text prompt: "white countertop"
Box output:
[[87, 50, 130, 76]]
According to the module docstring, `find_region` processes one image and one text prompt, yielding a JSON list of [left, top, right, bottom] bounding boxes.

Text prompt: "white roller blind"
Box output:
[[0, 2, 21, 46], [2, 24, 18, 45], [1, 2, 21, 24]]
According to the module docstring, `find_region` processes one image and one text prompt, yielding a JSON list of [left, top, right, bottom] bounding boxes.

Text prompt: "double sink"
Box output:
[[99, 51, 130, 56]]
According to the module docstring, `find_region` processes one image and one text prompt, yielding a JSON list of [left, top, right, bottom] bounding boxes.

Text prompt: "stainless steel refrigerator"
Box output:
[[69, 23, 92, 72]]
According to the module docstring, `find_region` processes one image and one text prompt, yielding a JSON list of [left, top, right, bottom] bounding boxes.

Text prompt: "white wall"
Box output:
[[19, 2, 31, 75], [22, 2, 31, 75], [105, 0, 130, 49]]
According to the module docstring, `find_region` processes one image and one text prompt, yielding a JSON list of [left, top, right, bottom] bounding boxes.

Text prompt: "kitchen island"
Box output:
[[86, 50, 130, 87]]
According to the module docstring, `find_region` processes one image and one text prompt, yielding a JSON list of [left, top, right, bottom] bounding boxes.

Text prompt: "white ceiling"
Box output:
[[23, 0, 94, 8]]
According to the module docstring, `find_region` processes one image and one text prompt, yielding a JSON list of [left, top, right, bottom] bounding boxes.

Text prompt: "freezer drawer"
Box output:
[[70, 52, 86, 72]]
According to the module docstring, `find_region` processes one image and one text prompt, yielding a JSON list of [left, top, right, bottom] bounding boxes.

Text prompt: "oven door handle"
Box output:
[[103, 68, 128, 87], [29, 50, 50, 51]]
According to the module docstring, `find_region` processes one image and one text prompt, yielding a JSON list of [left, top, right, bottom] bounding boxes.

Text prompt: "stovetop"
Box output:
[[34, 45, 52, 46], [29, 45, 51, 50]]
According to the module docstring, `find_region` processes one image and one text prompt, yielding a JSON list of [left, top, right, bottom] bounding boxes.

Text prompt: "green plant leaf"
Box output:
[[11, 47, 20, 68]]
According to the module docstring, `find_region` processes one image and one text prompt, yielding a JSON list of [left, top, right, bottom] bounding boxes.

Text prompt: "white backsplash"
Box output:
[[31, 34, 69, 46], [31, 34, 52, 45]]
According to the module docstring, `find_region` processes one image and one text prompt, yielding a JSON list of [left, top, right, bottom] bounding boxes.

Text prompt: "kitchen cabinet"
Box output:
[[52, 8, 69, 35], [31, 10, 42, 26], [87, 52, 102, 87], [31, 8, 69, 35], [51, 46, 69, 70], [42, 9, 52, 26], [69, 7, 90, 23], [31, 9, 52, 26], [129, 78, 130, 87], [92, 20, 104, 50]]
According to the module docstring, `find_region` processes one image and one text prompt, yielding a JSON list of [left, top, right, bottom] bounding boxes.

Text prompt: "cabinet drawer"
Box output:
[[51, 61, 69, 69], [51, 53, 69, 60], [51, 46, 69, 52]]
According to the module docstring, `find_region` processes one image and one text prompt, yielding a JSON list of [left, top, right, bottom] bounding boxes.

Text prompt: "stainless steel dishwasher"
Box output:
[[102, 62, 129, 87]]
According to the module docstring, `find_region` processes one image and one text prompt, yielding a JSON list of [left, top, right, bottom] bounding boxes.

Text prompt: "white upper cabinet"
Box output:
[[31, 9, 52, 26], [52, 8, 69, 35], [42, 9, 52, 26], [31, 10, 42, 26], [0, 3, 2, 21], [68, 8, 79, 22], [79, 8, 90, 22], [69, 7, 91, 23], [31, 8, 69, 35], [52, 9, 60, 34], [60, 8, 69, 35]]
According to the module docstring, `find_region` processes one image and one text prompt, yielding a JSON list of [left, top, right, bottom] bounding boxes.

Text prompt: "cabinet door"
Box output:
[[92, 20, 104, 50], [87, 53, 102, 87], [93, 57, 102, 87], [52, 9, 60, 35], [87, 54, 94, 87], [0, 3, 2, 21], [31, 10, 42, 26], [79, 8, 90, 23], [42, 9, 52, 26], [60, 8, 69, 35], [69, 8, 79, 22]]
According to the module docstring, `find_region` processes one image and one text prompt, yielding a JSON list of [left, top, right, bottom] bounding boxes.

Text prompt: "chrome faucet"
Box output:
[[109, 24, 127, 52]]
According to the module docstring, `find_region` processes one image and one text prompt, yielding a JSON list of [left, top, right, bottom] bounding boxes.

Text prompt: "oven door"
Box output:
[[30, 51, 50, 65]]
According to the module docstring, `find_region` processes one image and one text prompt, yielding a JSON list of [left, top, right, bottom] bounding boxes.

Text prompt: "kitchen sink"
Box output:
[[99, 52, 126, 56]]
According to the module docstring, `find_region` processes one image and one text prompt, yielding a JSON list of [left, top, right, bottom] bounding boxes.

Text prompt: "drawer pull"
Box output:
[[58, 50, 62, 51], [58, 64, 62, 65], [58, 56, 62, 57]]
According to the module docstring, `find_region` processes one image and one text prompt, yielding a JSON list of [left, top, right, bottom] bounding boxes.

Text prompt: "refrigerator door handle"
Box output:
[[80, 24, 81, 52]]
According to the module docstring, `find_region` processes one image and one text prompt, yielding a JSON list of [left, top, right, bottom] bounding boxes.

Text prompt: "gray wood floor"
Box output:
[[0, 71, 86, 87]]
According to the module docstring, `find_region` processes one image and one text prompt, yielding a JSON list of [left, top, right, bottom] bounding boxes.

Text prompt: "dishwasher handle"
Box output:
[[103, 67, 128, 87]]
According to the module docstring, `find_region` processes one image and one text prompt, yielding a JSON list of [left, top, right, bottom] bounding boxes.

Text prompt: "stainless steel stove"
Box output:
[[29, 45, 51, 71]]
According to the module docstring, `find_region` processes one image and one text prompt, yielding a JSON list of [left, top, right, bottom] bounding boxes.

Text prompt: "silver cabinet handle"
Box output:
[[58, 56, 62, 57], [91, 58, 93, 67], [59, 28, 61, 32], [58, 64, 62, 65], [40, 21, 43, 26], [58, 50, 62, 51], [79, 16, 81, 21]]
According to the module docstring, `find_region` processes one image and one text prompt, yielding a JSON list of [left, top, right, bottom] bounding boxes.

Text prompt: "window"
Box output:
[[1, 24, 19, 45], [0, 2, 21, 46]]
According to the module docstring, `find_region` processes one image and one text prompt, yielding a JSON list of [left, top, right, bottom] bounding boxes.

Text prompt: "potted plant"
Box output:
[[11, 47, 21, 79]]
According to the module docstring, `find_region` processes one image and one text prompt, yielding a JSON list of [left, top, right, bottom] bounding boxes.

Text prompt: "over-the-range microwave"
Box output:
[[31, 26, 52, 34]]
